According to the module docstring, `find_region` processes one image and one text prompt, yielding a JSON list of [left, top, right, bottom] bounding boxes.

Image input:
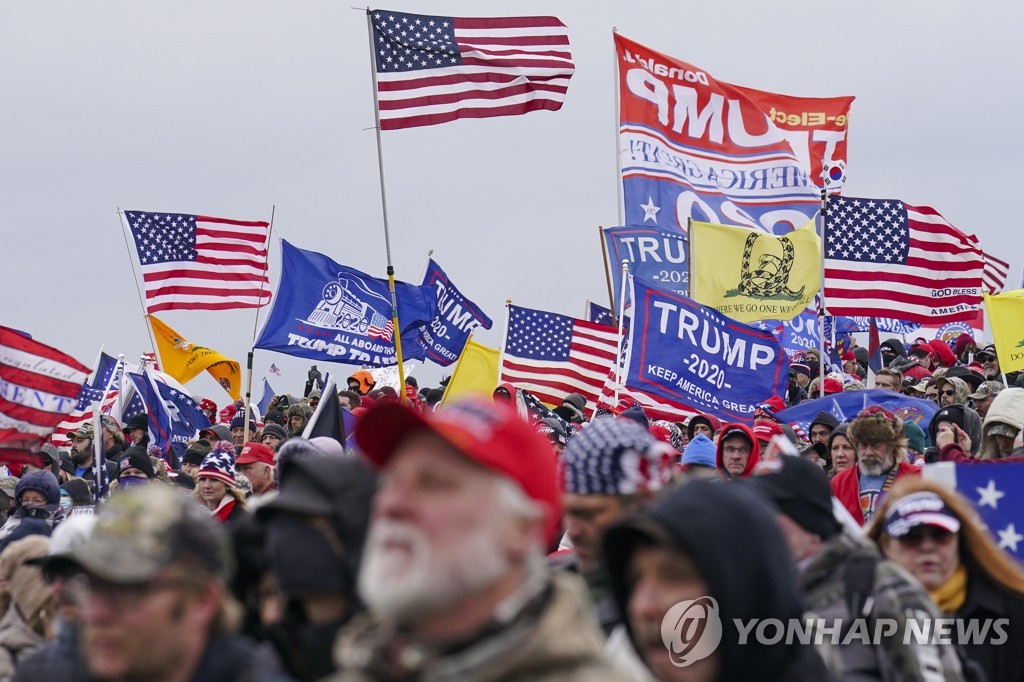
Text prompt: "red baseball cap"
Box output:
[[823, 377, 845, 394], [752, 421, 784, 442], [355, 398, 562, 544], [236, 442, 275, 466]]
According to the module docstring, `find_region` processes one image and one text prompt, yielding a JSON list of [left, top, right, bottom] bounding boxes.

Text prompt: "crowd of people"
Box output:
[[0, 333, 1021, 681]]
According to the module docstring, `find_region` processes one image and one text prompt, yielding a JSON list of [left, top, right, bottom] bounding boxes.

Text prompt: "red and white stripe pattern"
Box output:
[[596, 364, 700, 423], [824, 197, 985, 323], [0, 327, 90, 445], [371, 9, 574, 130], [967, 235, 1010, 294], [500, 305, 617, 415], [124, 211, 271, 313], [51, 392, 119, 446]]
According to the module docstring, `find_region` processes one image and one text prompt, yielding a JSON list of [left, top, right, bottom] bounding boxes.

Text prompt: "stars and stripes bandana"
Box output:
[[561, 418, 674, 496]]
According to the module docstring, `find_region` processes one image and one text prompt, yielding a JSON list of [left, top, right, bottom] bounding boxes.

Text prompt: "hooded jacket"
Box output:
[[603, 480, 833, 681], [810, 411, 840, 433], [978, 387, 1024, 460], [715, 423, 761, 479], [928, 339, 957, 369], [926, 404, 982, 459], [686, 413, 722, 440], [880, 338, 907, 361], [347, 370, 376, 396], [936, 376, 970, 406]]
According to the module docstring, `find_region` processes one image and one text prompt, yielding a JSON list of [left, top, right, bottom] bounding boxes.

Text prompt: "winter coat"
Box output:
[[12, 630, 289, 682], [800, 529, 966, 681], [715, 423, 762, 479], [927, 405, 983, 458], [328, 572, 633, 682], [929, 340, 957, 369], [978, 388, 1024, 460], [0, 604, 44, 682], [830, 462, 920, 525], [956, 573, 1024, 682]]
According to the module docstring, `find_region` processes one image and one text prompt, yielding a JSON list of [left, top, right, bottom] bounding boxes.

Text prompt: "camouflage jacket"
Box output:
[[799, 529, 966, 682]]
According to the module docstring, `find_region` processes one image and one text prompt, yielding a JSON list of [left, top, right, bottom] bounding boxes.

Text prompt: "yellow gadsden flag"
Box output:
[[148, 315, 242, 400], [985, 290, 1024, 374], [689, 219, 821, 323], [441, 339, 500, 406]]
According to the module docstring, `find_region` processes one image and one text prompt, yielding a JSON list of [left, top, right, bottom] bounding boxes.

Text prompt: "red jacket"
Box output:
[[830, 462, 920, 525], [940, 443, 1024, 464], [715, 423, 761, 479]]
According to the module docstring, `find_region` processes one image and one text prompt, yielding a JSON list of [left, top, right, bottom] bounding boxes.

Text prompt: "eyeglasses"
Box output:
[[940, 389, 956, 397], [722, 446, 750, 455], [925, 393, 939, 401], [894, 526, 956, 548], [65, 573, 191, 611]]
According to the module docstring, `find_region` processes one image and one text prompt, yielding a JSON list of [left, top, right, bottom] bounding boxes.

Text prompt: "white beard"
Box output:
[[859, 451, 895, 477], [359, 518, 510, 623]]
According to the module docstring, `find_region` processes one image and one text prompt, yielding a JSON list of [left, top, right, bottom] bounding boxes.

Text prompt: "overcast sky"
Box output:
[[3, 1, 1019, 402]]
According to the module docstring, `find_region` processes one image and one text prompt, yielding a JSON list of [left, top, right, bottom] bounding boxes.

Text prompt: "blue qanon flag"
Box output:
[[416, 259, 492, 367], [129, 371, 211, 462], [777, 389, 938, 437], [256, 241, 437, 367], [603, 226, 688, 307], [624, 277, 789, 423]]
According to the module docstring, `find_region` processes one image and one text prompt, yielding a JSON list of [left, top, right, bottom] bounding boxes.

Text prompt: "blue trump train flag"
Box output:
[[256, 241, 436, 367], [624, 277, 789, 423], [416, 259, 492, 367], [603, 225, 688, 307]]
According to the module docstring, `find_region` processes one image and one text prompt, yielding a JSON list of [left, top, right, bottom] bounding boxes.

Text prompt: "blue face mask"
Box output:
[[59, 495, 73, 511], [118, 476, 149, 489]]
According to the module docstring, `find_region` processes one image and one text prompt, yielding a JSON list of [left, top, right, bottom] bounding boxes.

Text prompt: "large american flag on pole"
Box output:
[[0, 326, 90, 445], [823, 196, 984, 323], [369, 9, 575, 130], [124, 211, 271, 313], [500, 305, 617, 414]]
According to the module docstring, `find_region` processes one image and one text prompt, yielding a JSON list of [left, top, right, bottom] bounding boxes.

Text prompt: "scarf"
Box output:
[[210, 496, 236, 524], [930, 565, 968, 613]]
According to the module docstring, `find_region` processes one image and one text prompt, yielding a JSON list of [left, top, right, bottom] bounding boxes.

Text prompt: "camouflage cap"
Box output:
[[69, 423, 94, 440], [969, 380, 1003, 401], [99, 414, 120, 432], [60, 486, 228, 584]]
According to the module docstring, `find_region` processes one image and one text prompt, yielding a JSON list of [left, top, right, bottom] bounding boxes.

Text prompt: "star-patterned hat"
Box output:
[[197, 443, 237, 488], [561, 418, 674, 496]]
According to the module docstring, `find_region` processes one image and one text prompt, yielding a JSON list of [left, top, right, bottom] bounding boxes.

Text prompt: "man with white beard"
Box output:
[[327, 398, 629, 682], [830, 406, 920, 526]]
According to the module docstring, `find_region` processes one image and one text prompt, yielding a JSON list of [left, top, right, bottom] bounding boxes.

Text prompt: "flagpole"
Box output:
[[116, 208, 159, 357], [612, 28, 624, 225], [365, 8, 408, 403], [818, 187, 828, 398], [250, 205, 276, 346], [613, 260, 629, 402], [599, 226, 618, 326]]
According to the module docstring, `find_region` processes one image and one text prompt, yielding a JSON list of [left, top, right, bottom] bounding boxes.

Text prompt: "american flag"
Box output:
[[124, 211, 271, 313], [268, 363, 281, 377], [967, 235, 1010, 294], [0, 326, 90, 445], [595, 338, 699, 423], [925, 462, 1024, 563], [370, 9, 575, 130], [500, 305, 618, 414], [824, 197, 984, 323], [52, 352, 123, 446], [367, 313, 395, 342]]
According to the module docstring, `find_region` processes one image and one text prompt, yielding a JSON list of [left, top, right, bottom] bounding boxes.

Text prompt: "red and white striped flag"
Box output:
[[967, 235, 1010, 294], [499, 305, 617, 414], [0, 326, 90, 445], [823, 197, 984, 323], [51, 392, 119, 446], [370, 9, 575, 130], [124, 211, 271, 313]]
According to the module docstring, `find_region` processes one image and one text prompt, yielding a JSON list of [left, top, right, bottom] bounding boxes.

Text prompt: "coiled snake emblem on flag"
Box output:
[[737, 232, 806, 300]]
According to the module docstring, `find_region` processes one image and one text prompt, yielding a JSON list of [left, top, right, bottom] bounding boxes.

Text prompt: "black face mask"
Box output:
[[265, 514, 352, 598]]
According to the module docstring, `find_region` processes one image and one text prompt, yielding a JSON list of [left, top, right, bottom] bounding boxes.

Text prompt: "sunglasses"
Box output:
[[940, 389, 956, 397], [925, 393, 939, 400], [895, 525, 956, 548]]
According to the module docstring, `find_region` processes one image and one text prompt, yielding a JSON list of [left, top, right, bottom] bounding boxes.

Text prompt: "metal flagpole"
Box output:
[[116, 208, 159, 356], [244, 205, 276, 445], [818, 186, 829, 398], [365, 8, 408, 403], [612, 28, 624, 225], [599, 226, 618, 326], [613, 260, 630, 402]]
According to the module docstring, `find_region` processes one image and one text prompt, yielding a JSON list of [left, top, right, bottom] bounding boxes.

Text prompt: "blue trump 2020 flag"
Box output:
[[417, 259, 492, 367], [256, 241, 437, 367], [603, 225, 688, 308], [776, 389, 938, 437], [624, 277, 789, 423]]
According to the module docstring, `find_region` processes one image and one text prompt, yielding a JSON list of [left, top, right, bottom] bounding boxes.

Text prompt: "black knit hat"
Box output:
[[749, 456, 840, 540], [116, 447, 156, 479]]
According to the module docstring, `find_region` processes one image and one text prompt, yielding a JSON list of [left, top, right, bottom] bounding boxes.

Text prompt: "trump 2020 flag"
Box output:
[[924, 462, 1024, 563], [615, 33, 821, 234], [690, 219, 820, 323], [603, 225, 689, 307], [255, 241, 436, 367], [623, 277, 789, 423], [417, 259, 493, 367], [370, 9, 575, 130]]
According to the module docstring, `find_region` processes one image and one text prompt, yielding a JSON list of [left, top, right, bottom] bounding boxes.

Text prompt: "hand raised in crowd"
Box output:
[[935, 422, 971, 453]]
